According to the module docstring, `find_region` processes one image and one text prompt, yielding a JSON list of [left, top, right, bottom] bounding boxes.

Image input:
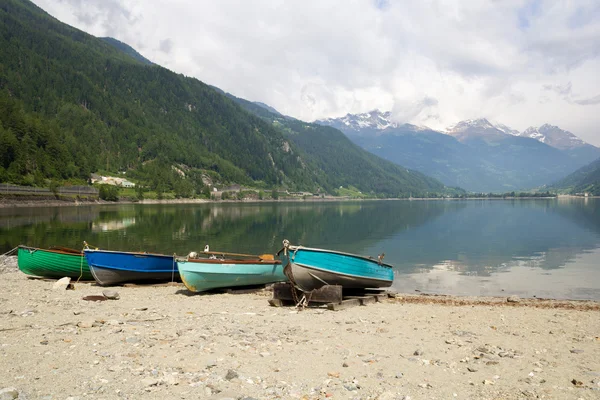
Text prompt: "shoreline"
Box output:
[[0, 195, 590, 209], [0, 256, 598, 399]]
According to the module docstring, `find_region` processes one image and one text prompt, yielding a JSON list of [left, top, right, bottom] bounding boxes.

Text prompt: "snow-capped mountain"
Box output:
[[518, 124, 586, 150], [445, 118, 496, 133], [317, 109, 434, 137], [444, 118, 507, 141], [317, 109, 398, 133], [318, 110, 594, 151], [493, 122, 520, 136], [315, 110, 600, 192]]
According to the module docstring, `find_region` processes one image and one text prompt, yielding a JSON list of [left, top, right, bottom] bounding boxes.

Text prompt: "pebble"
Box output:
[[141, 378, 159, 387], [225, 369, 239, 380], [77, 320, 96, 328], [570, 349, 584, 354], [507, 295, 520, 303], [0, 387, 19, 400], [52, 277, 71, 290], [102, 290, 120, 300], [20, 309, 35, 317]]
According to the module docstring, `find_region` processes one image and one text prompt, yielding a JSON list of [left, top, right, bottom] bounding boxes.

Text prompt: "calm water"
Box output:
[[2, 198, 599, 300]]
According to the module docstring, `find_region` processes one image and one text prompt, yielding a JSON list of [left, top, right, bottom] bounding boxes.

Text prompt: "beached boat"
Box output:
[[278, 240, 394, 292], [17, 245, 93, 280], [84, 248, 178, 286], [177, 249, 287, 292]]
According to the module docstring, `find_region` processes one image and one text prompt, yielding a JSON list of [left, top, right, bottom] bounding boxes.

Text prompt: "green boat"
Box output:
[[17, 245, 94, 280]]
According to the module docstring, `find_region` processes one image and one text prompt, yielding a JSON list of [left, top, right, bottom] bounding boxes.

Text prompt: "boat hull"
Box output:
[[177, 258, 287, 292], [17, 245, 93, 280], [280, 246, 394, 292], [84, 249, 178, 286]]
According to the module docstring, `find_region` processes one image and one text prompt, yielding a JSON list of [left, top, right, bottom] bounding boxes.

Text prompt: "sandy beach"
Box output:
[[0, 255, 599, 400]]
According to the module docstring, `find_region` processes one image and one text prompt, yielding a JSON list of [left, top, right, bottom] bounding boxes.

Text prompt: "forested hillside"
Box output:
[[549, 157, 600, 195], [228, 95, 458, 197], [0, 0, 456, 197], [100, 37, 154, 66]]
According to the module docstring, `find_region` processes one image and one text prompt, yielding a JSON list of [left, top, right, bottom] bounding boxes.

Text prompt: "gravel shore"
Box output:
[[1, 255, 599, 400]]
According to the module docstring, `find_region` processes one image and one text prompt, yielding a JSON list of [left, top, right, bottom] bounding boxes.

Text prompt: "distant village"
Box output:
[[90, 174, 135, 188]]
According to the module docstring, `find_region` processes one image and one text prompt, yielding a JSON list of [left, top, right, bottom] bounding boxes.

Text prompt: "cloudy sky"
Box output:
[[33, 0, 600, 145]]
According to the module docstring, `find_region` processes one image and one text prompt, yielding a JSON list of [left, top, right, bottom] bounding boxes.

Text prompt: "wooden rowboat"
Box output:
[[177, 248, 287, 292], [17, 245, 93, 280], [278, 240, 394, 292], [84, 248, 178, 286]]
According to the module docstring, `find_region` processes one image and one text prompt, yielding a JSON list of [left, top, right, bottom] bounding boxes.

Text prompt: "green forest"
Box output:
[[549, 157, 600, 195], [0, 0, 458, 198]]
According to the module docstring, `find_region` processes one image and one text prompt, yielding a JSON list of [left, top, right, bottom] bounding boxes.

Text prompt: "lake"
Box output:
[[2, 198, 599, 300]]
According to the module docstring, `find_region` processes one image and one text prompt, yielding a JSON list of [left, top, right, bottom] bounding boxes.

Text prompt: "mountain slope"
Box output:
[[0, 0, 319, 190], [100, 37, 154, 66], [318, 112, 595, 192], [549, 157, 600, 195], [0, 0, 453, 197], [229, 95, 458, 197]]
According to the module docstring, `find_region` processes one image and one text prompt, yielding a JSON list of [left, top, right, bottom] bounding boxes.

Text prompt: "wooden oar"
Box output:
[[200, 250, 275, 261]]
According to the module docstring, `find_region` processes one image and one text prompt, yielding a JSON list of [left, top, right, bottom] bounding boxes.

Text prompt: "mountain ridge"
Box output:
[[317, 110, 600, 192], [318, 110, 595, 151]]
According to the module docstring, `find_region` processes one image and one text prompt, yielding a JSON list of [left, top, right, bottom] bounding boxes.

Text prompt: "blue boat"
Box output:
[[279, 240, 394, 292], [177, 249, 287, 292], [84, 248, 178, 286]]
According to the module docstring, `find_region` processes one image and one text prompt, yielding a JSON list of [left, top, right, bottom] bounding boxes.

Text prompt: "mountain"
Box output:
[[0, 0, 453, 198], [517, 124, 600, 166], [445, 118, 506, 141], [316, 109, 404, 137], [228, 95, 458, 197], [549, 157, 600, 195], [100, 37, 154, 66], [318, 113, 595, 192], [519, 124, 585, 150]]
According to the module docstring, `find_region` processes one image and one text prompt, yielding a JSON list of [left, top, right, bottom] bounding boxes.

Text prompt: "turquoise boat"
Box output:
[[279, 240, 394, 292], [177, 249, 287, 292]]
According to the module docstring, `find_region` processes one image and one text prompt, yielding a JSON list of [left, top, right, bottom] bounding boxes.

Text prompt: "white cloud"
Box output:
[[32, 0, 600, 145]]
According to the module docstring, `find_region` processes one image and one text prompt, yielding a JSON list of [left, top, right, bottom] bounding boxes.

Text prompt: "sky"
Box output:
[[32, 0, 600, 145]]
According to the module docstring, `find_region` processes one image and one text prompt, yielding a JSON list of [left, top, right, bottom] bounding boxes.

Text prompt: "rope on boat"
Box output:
[[281, 239, 313, 310], [76, 253, 84, 284], [1, 246, 19, 256]]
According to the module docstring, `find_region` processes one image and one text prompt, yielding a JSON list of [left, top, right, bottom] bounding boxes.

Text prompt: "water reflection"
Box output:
[[1, 199, 599, 299]]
